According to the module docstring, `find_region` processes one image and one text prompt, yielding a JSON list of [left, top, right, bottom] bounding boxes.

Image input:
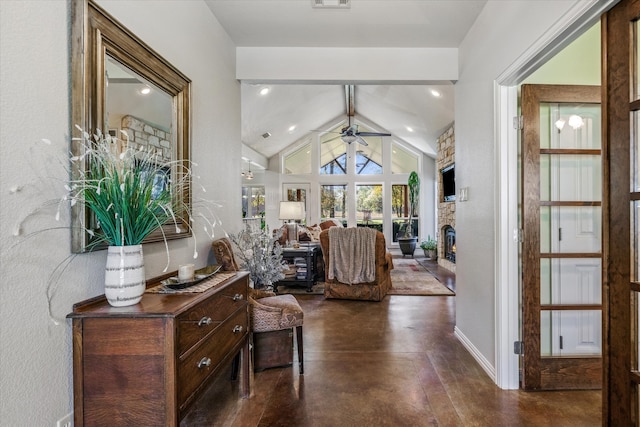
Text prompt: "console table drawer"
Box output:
[[177, 279, 247, 353], [178, 306, 248, 407]]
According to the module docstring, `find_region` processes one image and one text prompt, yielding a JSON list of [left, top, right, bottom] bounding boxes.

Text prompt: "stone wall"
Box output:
[[436, 124, 455, 273], [120, 115, 172, 162]]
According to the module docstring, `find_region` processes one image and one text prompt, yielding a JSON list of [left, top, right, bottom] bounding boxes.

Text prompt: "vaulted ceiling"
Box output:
[[204, 0, 488, 159]]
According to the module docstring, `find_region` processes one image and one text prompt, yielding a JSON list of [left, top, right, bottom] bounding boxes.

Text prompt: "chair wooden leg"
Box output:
[[296, 325, 304, 375]]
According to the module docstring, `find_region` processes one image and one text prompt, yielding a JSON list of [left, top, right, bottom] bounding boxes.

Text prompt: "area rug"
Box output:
[[276, 257, 454, 296], [388, 257, 455, 296]]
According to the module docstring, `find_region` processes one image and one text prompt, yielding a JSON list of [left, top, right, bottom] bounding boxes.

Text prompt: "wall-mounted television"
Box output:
[[441, 164, 455, 202]]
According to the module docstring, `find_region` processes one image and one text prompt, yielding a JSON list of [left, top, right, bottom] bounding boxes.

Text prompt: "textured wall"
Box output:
[[0, 1, 241, 424]]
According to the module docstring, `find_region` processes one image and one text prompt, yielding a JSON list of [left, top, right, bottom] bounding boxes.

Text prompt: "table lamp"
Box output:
[[279, 201, 305, 245]]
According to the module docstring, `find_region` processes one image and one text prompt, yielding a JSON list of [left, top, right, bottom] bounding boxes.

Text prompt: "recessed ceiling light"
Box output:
[[288, 125, 296, 132], [406, 126, 414, 132], [430, 89, 441, 97], [140, 86, 151, 95], [259, 87, 270, 96]]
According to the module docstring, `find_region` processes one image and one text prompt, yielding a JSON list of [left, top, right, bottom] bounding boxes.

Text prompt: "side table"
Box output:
[[276, 243, 324, 292]]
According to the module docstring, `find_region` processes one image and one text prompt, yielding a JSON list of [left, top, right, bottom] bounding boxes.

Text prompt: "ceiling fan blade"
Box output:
[[356, 131, 391, 137], [322, 135, 343, 144], [311, 129, 341, 134], [355, 136, 369, 146]]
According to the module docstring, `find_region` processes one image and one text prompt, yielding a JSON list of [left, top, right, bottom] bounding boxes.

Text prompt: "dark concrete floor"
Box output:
[[182, 269, 600, 426]]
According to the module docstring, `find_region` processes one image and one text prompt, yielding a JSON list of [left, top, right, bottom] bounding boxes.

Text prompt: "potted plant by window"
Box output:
[[420, 235, 437, 259], [397, 171, 420, 257]]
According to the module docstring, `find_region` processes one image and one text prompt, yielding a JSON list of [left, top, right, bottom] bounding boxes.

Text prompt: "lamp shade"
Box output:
[[279, 201, 305, 220]]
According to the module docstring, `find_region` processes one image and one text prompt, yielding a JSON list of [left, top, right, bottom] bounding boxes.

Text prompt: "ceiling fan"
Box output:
[[316, 85, 391, 146]]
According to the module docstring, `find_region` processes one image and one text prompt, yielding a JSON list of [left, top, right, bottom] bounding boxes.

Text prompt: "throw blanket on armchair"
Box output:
[[327, 227, 377, 284]]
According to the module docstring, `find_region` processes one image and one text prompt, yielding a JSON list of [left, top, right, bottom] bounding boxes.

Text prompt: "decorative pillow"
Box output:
[[306, 225, 322, 241], [273, 225, 288, 246], [319, 220, 342, 230]]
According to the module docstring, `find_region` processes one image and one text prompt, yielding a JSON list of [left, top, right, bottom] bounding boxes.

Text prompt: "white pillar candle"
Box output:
[[178, 264, 195, 281]]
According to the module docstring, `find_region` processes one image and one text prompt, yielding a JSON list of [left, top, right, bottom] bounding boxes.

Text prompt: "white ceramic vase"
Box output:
[[104, 244, 146, 307]]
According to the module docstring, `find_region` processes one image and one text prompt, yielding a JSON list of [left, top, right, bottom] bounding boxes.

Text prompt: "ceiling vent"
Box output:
[[262, 132, 271, 139], [311, 0, 350, 9]]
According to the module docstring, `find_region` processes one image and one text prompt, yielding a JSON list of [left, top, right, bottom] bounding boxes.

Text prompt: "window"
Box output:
[[284, 140, 312, 174], [356, 134, 383, 175], [391, 184, 417, 241], [321, 184, 347, 224], [356, 184, 383, 232], [242, 186, 265, 219], [391, 142, 418, 174], [320, 125, 347, 175]]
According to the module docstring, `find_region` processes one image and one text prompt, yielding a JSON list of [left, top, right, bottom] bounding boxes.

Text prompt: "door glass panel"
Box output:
[[540, 103, 601, 149], [356, 185, 383, 232], [540, 206, 601, 253], [636, 20, 640, 101], [540, 206, 551, 253], [540, 258, 602, 305], [634, 111, 640, 191], [540, 155, 601, 201], [635, 201, 640, 282], [541, 310, 602, 357]]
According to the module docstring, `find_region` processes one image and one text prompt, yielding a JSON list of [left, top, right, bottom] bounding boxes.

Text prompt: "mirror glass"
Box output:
[[71, 0, 191, 252], [105, 56, 173, 141]]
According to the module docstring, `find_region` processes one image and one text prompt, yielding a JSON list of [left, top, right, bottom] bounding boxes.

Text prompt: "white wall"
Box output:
[[454, 0, 589, 374], [0, 1, 241, 424]]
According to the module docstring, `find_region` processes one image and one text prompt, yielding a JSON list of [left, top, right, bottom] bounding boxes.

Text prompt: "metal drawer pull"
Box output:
[[198, 317, 212, 327], [197, 357, 212, 369], [232, 325, 243, 334], [233, 293, 244, 301]]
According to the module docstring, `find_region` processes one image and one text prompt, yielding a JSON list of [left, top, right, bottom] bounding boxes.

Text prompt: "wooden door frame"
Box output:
[[601, 0, 639, 424], [494, 0, 619, 390], [520, 83, 602, 390]]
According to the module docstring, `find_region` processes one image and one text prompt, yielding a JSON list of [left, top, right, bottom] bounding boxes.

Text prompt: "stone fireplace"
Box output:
[[436, 125, 455, 273]]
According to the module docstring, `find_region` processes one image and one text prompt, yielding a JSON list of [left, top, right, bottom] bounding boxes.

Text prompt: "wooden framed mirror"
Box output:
[[70, 0, 191, 253]]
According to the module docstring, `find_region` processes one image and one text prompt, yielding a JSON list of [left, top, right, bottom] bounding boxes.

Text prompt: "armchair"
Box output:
[[319, 228, 393, 301]]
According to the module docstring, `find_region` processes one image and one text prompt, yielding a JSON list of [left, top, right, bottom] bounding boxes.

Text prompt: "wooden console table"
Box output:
[[67, 271, 250, 426]]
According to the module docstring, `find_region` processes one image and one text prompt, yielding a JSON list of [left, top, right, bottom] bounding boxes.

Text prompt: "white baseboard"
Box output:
[[454, 326, 496, 383]]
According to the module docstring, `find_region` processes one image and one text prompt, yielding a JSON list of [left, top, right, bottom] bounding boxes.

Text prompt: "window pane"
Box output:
[[284, 140, 312, 174], [320, 125, 347, 175], [540, 154, 601, 202], [321, 185, 347, 223], [242, 186, 265, 219], [634, 111, 640, 192], [541, 310, 601, 356], [356, 135, 382, 175], [540, 206, 601, 253], [356, 185, 383, 232], [541, 103, 601, 150], [540, 258, 602, 305], [636, 20, 640, 101], [392, 143, 418, 174], [391, 184, 417, 241]]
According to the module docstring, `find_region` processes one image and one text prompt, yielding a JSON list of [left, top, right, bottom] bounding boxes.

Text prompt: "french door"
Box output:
[[602, 0, 640, 424], [521, 84, 602, 390]]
